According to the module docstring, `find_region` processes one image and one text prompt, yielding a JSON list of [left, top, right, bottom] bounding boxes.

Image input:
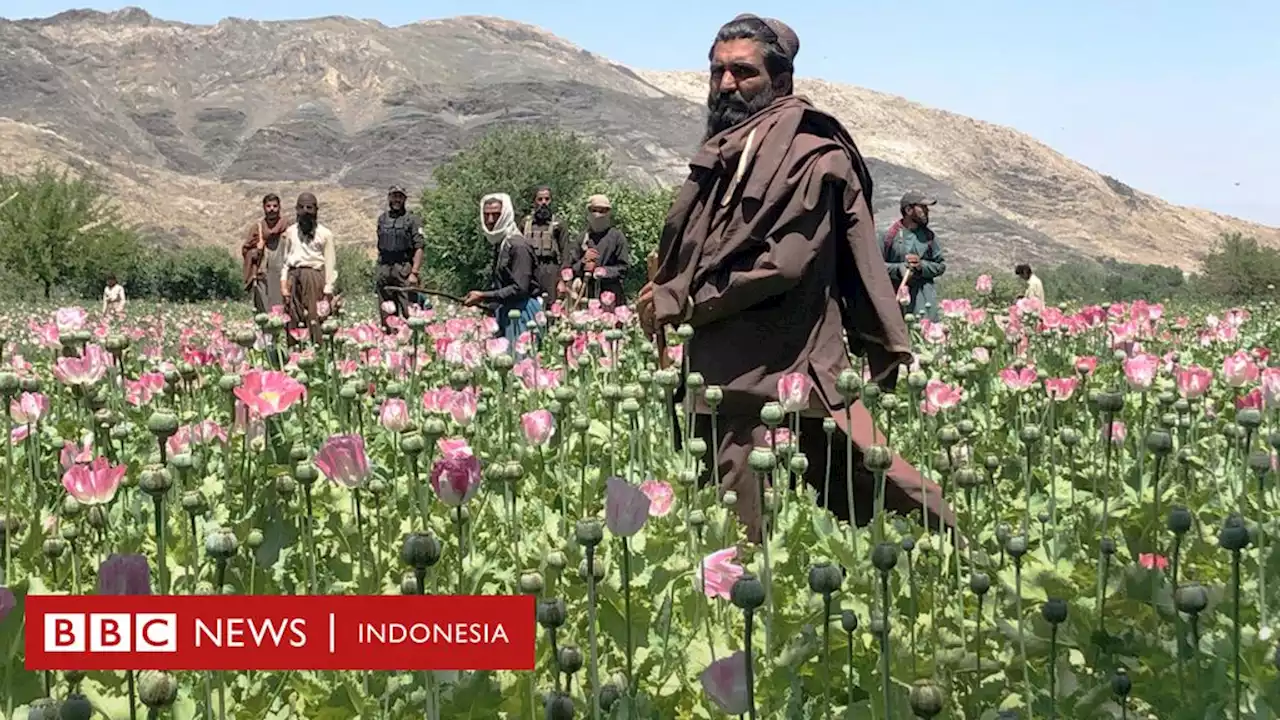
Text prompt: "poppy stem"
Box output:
[[622, 536, 634, 694]]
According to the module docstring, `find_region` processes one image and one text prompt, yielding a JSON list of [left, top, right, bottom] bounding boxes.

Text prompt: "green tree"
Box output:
[[0, 165, 137, 298], [417, 127, 609, 294], [1196, 232, 1280, 301]]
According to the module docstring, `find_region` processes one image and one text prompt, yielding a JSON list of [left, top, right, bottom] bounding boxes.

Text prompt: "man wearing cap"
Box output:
[[374, 185, 425, 330], [564, 194, 631, 304], [520, 186, 568, 303], [636, 14, 953, 542], [882, 191, 946, 321]]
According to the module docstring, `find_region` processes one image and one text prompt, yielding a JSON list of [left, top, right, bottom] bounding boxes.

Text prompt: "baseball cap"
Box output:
[[388, 185, 407, 196], [587, 194, 612, 210], [900, 191, 937, 208]]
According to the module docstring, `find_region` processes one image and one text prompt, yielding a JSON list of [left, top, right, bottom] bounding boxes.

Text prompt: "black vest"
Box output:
[[377, 211, 415, 259], [523, 217, 560, 259]]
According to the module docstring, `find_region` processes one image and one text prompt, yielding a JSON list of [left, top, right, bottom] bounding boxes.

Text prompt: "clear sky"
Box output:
[[5, 0, 1278, 227]]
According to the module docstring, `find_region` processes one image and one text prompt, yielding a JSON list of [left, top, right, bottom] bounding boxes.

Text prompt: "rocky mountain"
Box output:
[[0, 8, 1275, 271]]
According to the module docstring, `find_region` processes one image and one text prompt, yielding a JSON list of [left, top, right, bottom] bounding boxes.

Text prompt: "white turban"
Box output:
[[480, 193, 518, 245]]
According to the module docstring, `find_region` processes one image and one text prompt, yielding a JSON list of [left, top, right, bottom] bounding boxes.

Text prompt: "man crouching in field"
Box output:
[[280, 192, 337, 344], [636, 13, 954, 541]]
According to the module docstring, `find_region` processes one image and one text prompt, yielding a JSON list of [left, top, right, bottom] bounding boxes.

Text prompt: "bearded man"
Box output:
[[280, 192, 337, 345], [375, 185, 425, 331], [521, 186, 567, 303], [241, 193, 291, 314], [636, 14, 953, 541]]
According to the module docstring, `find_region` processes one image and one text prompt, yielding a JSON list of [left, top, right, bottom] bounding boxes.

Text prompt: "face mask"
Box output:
[[588, 215, 611, 233]]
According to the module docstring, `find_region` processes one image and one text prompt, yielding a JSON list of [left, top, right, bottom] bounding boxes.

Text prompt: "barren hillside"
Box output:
[[0, 8, 1273, 271]]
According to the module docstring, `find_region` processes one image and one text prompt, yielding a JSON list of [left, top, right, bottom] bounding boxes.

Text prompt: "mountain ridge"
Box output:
[[0, 7, 1274, 273]]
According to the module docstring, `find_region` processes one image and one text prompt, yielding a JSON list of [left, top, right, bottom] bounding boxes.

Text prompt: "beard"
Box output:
[[533, 205, 553, 224], [916, 210, 930, 228], [297, 213, 317, 234], [705, 85, 778, 140]]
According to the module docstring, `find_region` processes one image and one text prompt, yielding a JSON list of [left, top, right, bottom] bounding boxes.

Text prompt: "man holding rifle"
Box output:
[[375, 185, 425, 331]]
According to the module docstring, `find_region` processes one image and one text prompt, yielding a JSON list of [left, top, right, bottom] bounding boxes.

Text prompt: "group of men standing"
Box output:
[[240, 192, 337, 343]]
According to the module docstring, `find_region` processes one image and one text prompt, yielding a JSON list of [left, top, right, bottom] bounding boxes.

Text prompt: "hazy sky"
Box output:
[[6, 0, 1278, 227]]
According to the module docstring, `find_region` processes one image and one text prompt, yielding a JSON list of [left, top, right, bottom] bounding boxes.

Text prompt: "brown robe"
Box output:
[[241, 215, 289, 290], [650, 94, 955, 540]]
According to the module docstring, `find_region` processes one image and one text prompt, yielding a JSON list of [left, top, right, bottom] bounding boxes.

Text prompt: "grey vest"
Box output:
[[523, 217, 560, 260]]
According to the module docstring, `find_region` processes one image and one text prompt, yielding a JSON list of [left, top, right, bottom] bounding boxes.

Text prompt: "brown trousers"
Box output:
[[693, 400, 955, 543], [287, 267, 325, 344]]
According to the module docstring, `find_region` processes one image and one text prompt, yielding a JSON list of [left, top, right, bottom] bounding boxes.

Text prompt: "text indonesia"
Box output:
[[24, 594, 535, 671]]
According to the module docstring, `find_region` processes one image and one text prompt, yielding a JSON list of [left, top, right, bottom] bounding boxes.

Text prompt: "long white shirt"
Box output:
[[102, 283, 126, 313], [1025, 273, 1045, 303], [279, 223, 338, 295]]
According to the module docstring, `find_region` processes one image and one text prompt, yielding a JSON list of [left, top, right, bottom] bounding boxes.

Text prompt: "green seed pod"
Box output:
[[1237, 408, 1264, 430], [138, 466, 173, 498], [338, 385, 358, 401], [906, 371, 928, 391], [619, 398, 641, 415], [878, 393, 900, 412], [42, 537, 67, 560], [868, 611, 887, 636], [901, 536, 915, 553], [687, 437, 708, 457], [836, 369, 863, 400], [1167, 506, 1193, 535], [571, 415, 590, 433], [246, 529, 265, 550], [864, 445, 894, 472], [25, 698, 58, 720], [685, 372, 705, 391], [599, 684, 622, 712], [954, 468, 982, 489], [546, 550, 568, 572], [688, 510, 707, 529], [518, 572, 545, 595], [789, 453, 810, 475], [721, 490, 738, 508], [578, 558, 606, 583], [871, 542, 898, 572], [840, 610, 858, 633], [1219, 514, 1251, 551], [957, 419, 976, 437], [969, 572, 991, 596], [908, 679, 946, 719], [575, 519, 604, 548], [59, 693, 94, 720], [861, 384, 881, 406], [1006, 535, 1028, 559], [1019, 424, 1043, 445], [274, 475, 297, 498], [1059, 427, 1081, 447], [1174, 583, 1209, 615], [822, 417, 837, 435], [1096, 391, 1125, 414], [937, 425, 961, 447], [137, 670, 179, 709], [180, 490, 207, 515], [730, 574, 766, 611], [1041, 598, 1068, 625], [1111, 669, 1131, 698], [293, 462, 319, 486], [807, 561, 843, 596], [1248, 450, 1273, 476], [759, 402, 785, 427], [702, 386, 723, 408], [400, 532, 442, 569], [748, 448, 776, 473], [400, 573, 419, 595], [204, 527, 239, 559], [1145, 430, 1174, 456], [556, 644, 585, 675], [146, 411, 179, 438], [537, 598, 567, 629]]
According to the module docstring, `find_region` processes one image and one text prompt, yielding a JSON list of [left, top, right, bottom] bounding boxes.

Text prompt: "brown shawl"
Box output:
[[651, 94, 912, 387], [241, 215, 289, 289]]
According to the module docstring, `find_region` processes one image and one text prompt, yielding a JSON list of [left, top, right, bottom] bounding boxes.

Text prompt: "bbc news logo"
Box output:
[[45, 613, 177, 653], [25, 594, 535, 672]]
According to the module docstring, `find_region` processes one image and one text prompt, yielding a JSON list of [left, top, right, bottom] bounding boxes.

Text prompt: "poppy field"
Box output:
[[0, 285, 1279, 719]]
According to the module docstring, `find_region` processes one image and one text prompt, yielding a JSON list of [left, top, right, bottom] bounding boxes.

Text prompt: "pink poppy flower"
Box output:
[[233, 369, 305, 418], [639, 479, 674, 518], [62, 456, 126, 506], [60, 439, 93, 470], [1222, 350, 1260, 388], [314, 434, 371, 489], [1176, 365, 1213, 400], [10, 392, 49, 425], [974, 274, 993, 294], [520, 409, 555, 447], [921, 379, 963, 416], [605, 476, 650, 537], [1074, 356, 1098, 376], [700, 651, 750, 715], [1237, 388, 1263, 410], [54, 306, 88, 333], [1102, 421, 1126, 446], [695, 547, 744, 600], [1045, 377, 1078, 401], [1000, 366, 1037, 392], [437, 436, 473, 460], [1138, 553, 1169, 571], [53, 344, 109, 387], [1122, 353, 1159, 391], [1261, 367, 1280, 410], [379, 398, 410, 433], [448, 387, 478, 426], [776, 372, 812, 414], [430, 451, 482, 506]]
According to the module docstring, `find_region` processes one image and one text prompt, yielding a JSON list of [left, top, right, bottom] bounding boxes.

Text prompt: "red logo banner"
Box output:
[[24, 594, 536, 671]]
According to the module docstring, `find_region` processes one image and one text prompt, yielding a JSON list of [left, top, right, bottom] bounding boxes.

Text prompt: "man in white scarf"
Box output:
[[464, 193, 542, 345]]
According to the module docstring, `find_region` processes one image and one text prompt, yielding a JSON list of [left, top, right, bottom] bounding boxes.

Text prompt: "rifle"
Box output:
[[384, 286, 467, 305]]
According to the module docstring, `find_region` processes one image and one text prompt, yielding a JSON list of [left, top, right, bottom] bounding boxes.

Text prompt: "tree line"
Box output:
[[0, 129, 1275, 306]]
